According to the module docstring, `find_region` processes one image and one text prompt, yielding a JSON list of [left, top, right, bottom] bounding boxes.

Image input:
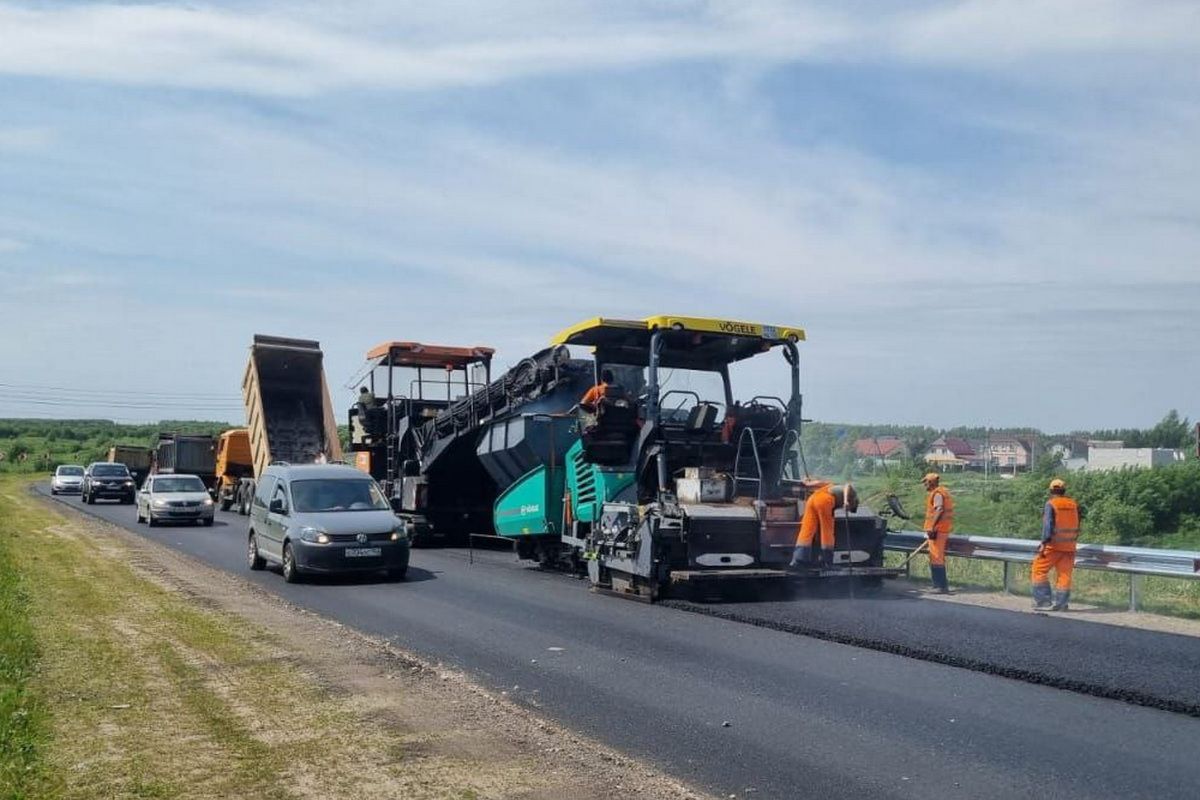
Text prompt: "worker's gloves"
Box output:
[[924, 530, 936, 540]]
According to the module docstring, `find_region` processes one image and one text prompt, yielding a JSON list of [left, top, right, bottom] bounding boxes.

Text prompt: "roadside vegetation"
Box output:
[[0, 420, 229, 474], [0, 481, 49, 799], [0, 420, 352, 475]]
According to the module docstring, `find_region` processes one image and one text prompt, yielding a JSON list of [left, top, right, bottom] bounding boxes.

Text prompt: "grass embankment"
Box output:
[[0, 482, 48, 798], [856, 472, 1200, 618], [0, 477, 628, 800]]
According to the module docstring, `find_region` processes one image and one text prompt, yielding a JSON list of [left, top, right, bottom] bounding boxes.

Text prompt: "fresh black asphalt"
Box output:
[[40, 486, 1200, 799], [667, 587, 1200, 716]]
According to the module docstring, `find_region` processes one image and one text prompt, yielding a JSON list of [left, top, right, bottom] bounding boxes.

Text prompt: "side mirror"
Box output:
[[269, 498, 286, 514]]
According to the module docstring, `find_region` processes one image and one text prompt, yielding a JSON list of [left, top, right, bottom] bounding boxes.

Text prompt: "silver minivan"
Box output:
[[246, 463, 410, 583]]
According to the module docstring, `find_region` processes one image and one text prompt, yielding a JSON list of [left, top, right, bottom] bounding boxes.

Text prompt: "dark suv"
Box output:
[[82, 462, 137, 504]]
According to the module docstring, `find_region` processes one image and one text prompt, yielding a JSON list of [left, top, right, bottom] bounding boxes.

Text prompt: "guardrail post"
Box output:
[[1002, 562, 1011, 594], [1129, 574, 1141, 612]]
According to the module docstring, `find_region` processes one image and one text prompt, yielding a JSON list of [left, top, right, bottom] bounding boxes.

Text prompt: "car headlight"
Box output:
[[124, 480, 134, 486], [152, 499, 169, 508], [299, 526, 330, 544], [391, 521, 409, 541], [202, 497, 214, 507]]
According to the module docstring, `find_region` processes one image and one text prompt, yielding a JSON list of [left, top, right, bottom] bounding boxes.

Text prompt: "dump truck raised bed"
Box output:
[[213, 428, 254, 512], [153, 433, 217, 491], [239, 335, 344, 512], [107, 444, 152, 484], [488, 316, 898, 600]]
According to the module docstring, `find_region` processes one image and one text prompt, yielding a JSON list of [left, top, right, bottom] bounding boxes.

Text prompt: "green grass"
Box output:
[[0, 483, 51, 799]]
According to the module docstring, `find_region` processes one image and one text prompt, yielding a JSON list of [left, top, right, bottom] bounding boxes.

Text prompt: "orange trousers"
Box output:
[[926, 531, 947, 567], [1031, 547, 1075, 591]]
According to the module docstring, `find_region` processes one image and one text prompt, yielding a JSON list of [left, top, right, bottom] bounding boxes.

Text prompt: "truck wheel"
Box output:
[[282, 543, 302, 583], [247, 533, 266, 570], [219, 496, 233, 512]]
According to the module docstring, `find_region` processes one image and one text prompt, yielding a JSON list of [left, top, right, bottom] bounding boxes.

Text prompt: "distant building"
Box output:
[[983, 435, 1035, 471], [1085, 447, 1185, 471], [924, 436, 975, 469], [853, 436, 909, 466]]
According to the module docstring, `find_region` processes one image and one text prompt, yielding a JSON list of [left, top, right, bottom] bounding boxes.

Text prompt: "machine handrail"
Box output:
[[732, 427, 765, 501]]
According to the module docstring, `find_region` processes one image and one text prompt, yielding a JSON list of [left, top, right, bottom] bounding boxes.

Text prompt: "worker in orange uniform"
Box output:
[[790, 483, 858, 567], [922, 473, 954, 593], [580, 368, 617, 410], [1032, 478, 1080, 611]]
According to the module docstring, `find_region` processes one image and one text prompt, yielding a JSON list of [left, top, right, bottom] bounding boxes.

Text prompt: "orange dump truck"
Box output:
[[214, 428, 254, 513]]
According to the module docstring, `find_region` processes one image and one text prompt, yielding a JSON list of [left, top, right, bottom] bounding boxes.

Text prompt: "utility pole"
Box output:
[[984, 427, 990, 481]]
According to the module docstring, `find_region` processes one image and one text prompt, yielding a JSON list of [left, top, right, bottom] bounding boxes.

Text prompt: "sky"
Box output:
[[1, 0, 1198, 432]]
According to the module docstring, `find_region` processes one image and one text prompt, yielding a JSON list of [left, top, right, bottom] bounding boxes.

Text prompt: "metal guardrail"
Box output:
[[885, 530, 1200, 611]]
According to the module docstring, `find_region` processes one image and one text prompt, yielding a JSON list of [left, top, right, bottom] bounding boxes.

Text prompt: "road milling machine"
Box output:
[[489, 316, 897, 600]]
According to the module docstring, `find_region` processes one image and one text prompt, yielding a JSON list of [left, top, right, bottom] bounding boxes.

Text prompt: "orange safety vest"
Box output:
[[1046, 495, 1080, 551], [924, 485, 954, 534], [580, 383, 609, 407]]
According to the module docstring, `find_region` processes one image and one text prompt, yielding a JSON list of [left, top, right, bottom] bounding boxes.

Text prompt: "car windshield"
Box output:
[[93, 465, 130, 477], [152, 477, 206, 493], [289, 479, 390, 512], [57, 466, 84, 476]]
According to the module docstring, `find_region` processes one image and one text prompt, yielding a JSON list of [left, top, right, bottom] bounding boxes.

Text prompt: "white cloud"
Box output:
[[0, 1, 1196, 96]]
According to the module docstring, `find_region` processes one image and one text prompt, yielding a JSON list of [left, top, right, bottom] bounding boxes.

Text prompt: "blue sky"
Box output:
[[1, 0, 1198, 431]]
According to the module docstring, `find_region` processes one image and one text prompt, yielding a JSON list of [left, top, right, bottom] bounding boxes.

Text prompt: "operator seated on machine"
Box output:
[[356, 386, 382, 437], [578, 369, 633, 429]]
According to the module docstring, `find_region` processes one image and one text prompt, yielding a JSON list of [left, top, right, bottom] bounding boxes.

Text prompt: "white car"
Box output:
[[51, 464, 85, 494], [136, 474, 215, 527]]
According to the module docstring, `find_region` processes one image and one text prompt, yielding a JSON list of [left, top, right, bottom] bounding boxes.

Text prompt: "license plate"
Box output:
[[345, 547, 382, 558]]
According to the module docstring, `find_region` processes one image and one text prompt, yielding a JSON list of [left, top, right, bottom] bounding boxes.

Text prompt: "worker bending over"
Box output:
[[922, 473, 954, 593], [790, 483, 858, 567], [1033, 478, 1080, 611]]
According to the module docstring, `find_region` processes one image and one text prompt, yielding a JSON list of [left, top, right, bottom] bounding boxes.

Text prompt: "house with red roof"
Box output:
[[853, 436, 909, 466]]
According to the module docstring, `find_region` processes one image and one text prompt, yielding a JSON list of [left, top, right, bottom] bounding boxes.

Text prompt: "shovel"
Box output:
[[899, 538, 930, 568]]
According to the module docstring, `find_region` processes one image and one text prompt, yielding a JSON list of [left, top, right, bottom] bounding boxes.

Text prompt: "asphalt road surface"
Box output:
[[41, 486, 1200, 799]]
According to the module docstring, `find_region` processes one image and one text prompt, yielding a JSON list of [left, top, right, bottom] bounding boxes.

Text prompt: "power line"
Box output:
[[0, 382, 242, 401], [0, 396, 243, 411]]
